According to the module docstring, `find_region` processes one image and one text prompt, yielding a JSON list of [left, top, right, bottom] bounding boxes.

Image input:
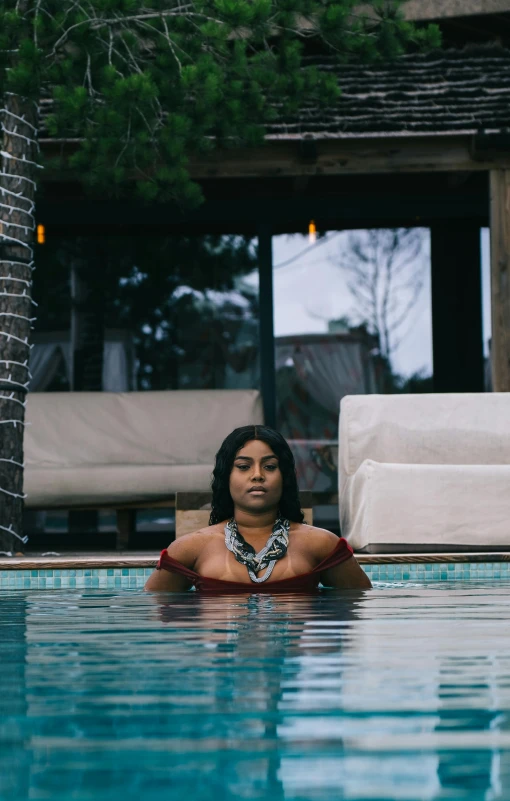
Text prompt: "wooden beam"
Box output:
[[41, 136, 510, 182], [24, 498, 176, 511], [186, 137, 510, 180], [490, 170, 510, 391]]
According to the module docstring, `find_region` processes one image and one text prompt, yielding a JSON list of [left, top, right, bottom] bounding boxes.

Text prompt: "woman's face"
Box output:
[[229, 439, 283, 514]]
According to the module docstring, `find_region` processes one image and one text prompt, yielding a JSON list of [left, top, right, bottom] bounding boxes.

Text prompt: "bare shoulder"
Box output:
[[290, 523, 341, 561], [166, 523, 224, 567]]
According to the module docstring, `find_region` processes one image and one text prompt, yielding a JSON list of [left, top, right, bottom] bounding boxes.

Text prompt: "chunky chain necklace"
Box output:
[[224, 517, 290, 583]]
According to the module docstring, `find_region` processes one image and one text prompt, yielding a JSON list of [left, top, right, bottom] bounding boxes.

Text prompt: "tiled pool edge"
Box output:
[[1, 553, 510, 589], [0, 566, 155, 589]]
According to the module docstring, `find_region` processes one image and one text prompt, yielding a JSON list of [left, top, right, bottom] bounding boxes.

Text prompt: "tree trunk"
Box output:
[[0, 93, 38, 552]]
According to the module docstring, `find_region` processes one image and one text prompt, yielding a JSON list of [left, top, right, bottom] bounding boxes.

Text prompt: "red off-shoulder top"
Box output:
[[156, 537, 354, 593]]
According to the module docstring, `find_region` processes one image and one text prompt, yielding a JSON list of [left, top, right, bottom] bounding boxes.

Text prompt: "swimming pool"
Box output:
[[1, 583, 510, 800]]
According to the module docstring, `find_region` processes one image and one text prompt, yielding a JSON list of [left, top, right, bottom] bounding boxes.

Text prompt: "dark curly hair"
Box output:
[[209, 425, 304, 525]]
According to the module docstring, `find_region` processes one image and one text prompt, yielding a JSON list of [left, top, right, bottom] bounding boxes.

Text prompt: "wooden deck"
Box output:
[[1, 551, 510, 570]]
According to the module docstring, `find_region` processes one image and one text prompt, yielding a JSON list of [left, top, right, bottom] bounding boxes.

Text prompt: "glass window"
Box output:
[[32, 233, 260, 393], [272, 228, 432, 501], [28, 231, 260, 543]]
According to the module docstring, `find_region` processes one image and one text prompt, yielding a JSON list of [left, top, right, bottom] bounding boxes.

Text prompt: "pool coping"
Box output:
[[1, 551, 510, 570]]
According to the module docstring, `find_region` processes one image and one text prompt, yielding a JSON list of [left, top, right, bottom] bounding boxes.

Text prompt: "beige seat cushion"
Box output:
[[24, 464, 215, 508], [343, 460, 510, 553]]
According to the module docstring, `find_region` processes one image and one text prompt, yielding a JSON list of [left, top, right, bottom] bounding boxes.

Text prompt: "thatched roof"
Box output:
[[401, 0, 510, 21], [266, 46, 510, 140], [39, 46, 510, 146]]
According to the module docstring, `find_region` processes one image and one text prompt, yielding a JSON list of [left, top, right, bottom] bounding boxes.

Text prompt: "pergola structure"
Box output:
[[38, 23, 510, 426]]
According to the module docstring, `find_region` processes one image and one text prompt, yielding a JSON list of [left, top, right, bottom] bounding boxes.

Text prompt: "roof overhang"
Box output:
[[40, 132, 510, 183], [359, 0, 510, 21], [186, 133, 510, 179]]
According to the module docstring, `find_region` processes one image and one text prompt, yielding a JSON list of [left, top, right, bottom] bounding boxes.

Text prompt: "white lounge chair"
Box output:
[[338, 393, 510, 553]]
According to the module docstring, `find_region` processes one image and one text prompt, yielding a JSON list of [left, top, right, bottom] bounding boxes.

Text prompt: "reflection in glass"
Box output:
[[271, 229, 432, 496], [32, 234, 259, 392]]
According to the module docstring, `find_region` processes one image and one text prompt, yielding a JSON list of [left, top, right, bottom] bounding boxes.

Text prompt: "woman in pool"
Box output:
[[145, 425, 371, 593]]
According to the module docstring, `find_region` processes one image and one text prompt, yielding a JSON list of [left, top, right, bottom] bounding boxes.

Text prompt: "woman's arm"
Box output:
[[307, 527, 372, 591], [144, 533, 199, 592], [321, 556, 372, 590]]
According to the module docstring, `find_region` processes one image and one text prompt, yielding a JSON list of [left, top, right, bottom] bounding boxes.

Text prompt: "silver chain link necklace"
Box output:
[[224, 517, 290, 583]]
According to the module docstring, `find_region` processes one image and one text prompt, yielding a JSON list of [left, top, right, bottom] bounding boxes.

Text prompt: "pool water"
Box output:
[[1, 583, 510, 801]]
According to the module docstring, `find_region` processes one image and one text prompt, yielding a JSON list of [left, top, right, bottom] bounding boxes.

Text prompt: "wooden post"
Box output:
[[258, 224, 276, 427], [430, 224, 484, 393], [116, 509, 137, 550], [490, 170, 510, 392]]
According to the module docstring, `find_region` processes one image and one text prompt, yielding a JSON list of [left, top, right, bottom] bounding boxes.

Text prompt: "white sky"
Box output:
[[244, 228, 492, 378]]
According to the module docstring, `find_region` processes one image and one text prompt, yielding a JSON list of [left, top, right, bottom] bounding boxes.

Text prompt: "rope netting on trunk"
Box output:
[[0, 92, 40, 552]]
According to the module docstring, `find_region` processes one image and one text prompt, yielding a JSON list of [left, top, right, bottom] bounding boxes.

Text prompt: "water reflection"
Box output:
[[0, 586, 509, 800], [0, 595, 29, 800]]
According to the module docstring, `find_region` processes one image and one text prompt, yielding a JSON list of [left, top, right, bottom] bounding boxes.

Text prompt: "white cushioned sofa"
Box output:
[[24, 389, 263, 508], [338, 393, 510, 553]]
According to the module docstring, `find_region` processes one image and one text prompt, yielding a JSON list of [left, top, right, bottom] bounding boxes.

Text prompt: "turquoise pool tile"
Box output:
[[2, 560, 510, 590]]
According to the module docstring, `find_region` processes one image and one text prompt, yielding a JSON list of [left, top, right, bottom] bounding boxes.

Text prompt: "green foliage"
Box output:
[[0, 0, 441, 206]]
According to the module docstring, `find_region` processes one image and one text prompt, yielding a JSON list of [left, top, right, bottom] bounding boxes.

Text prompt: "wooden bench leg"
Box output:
[[116, 509, 137, 550]]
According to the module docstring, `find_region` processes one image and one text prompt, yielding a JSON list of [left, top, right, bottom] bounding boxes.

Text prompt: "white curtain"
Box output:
[[30, 331, 135, 392], [275, 338, 377, 414], [29, 343, 67, 392], [102, 339, 135, 392]]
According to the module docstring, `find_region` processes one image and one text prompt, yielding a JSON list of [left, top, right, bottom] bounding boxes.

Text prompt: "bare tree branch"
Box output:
[[332, 228, 427, 368]]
